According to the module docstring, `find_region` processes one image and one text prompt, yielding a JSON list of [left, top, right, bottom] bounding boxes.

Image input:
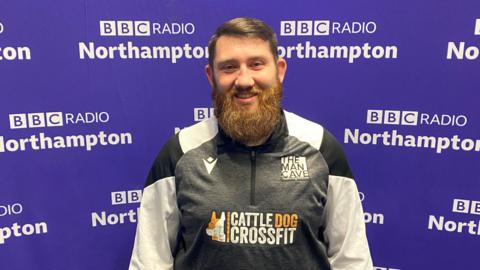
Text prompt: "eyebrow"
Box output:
[[216, 56, 269, 67], [216, 59, 237, 67]]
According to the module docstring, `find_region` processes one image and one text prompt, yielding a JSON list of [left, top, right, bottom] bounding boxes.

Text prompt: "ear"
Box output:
[[205, 64, 214, 86], [276, 58, 287, 83]]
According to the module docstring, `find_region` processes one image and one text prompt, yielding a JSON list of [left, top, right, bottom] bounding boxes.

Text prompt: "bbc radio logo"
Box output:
[[100, 21, 151, 36], [367, 109, 468, 127], [367, 110, 418, 126], [280, 20, 376, 36], [9, 112, 110, 129], [100, 20, 195, 36], [111, 190, 142, 205], [475, 19, 480, 35], [452, 199, 480, 215]]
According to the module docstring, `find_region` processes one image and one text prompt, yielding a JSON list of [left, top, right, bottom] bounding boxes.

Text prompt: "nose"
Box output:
[[234, 66, 254, 90]]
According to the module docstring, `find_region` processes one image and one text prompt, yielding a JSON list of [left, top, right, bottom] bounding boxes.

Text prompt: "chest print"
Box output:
[[281, 155, 310, 181], [206, 210, 299, 245]]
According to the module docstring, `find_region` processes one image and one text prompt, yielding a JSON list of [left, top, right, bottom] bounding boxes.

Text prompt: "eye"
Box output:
[[250, 61, 265, 69], [220, 64, 238, 73]]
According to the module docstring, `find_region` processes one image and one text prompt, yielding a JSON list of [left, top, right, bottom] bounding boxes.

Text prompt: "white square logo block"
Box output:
[[401, 111, 418, 126], [366, 110, 383, 124], [46, 112, 63, 127], [117, 21, 134, 36], [383, 110, 401, 125], [134, 21, 150, 36], [127, 190, 142, 203], [314, 20, 330, 36], [194, 108, 214, 122], [297, 21, 313, 36], [470, 200, 480, 215], [452, 199, 470, 213], [111, 191, 127, 205], [280, 21, 296, 36], [28, 113, 46, 128], [100, 21, 116, 36], [9, 114, 27, 129]]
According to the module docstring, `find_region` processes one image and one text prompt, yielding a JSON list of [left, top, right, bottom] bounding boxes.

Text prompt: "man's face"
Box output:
[[205, 35, 287, 145], [206, 36, 286, 113]]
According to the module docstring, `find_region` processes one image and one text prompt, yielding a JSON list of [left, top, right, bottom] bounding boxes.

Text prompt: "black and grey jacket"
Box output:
[[129, 110, 373, 270]]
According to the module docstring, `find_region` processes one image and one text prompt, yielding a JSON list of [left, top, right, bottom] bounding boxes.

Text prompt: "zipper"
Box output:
[[250, 150, 256, 205]]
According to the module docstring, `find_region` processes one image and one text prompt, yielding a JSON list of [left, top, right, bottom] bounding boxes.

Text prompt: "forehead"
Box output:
[[214, 35, 273, 63]]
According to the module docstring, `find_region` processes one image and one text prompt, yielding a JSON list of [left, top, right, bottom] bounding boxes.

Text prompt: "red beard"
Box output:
[[212, 79, 282, 146]]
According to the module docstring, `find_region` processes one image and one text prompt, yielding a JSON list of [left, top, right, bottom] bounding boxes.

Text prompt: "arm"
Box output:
[[323, 175, 373, 270], [129, 136, 183, 270], [320, 130, 373, 270]]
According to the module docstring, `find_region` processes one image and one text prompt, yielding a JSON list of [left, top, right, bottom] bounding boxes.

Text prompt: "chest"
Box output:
[[175, 148, 330, 234]]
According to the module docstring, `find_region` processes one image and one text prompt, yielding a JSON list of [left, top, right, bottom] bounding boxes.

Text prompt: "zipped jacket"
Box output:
[[129, 110, 373, 270]]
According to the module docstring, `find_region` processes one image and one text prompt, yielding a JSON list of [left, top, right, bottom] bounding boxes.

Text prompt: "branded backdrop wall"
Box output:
[[1, 0, 479, 269]]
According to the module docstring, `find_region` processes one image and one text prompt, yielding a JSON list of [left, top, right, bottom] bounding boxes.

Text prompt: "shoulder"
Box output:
[[178, 116, 218, 153], [283, 110, 353, 179], [145, 133, 182, 187], [320, 129, 354, 179], [284, 110, 324, 150], [145, 117, 219, 187]]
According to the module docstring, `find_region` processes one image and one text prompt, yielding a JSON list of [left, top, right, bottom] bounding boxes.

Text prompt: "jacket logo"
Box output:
[[281, 156, 310, 181], [206, 211, 226, 242], [206, 210, 298, 245], [203, 156, 217, 174]]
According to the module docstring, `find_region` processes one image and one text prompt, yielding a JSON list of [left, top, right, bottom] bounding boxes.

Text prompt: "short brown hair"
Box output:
[[207, 17, 279, 68]]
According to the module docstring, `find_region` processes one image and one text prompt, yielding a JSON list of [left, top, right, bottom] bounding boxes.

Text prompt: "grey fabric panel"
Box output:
[[145, 133, 183, 188]]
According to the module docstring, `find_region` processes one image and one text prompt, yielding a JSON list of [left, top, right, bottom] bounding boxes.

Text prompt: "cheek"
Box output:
[[214, 74, 235, 90], [253, 70, 279, 89], [255, 78, 277, 90]]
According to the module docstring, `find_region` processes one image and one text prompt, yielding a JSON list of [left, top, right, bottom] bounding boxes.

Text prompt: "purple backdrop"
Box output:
[[1, 0, 479, 269]]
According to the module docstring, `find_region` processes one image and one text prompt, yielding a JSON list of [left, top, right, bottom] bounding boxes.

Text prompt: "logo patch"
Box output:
[[206, 211, 226, 242], [281, 156, 310, 181], [203, 157, 217, 174], [206, 211, 298, 245]]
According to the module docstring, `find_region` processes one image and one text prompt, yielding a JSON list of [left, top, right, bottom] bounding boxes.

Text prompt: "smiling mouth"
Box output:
[[234, 92, 258, 99], [233, 92, 258, 105]]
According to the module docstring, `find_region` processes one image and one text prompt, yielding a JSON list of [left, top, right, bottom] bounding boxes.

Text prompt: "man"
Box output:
[[130, 17, 373, 270]]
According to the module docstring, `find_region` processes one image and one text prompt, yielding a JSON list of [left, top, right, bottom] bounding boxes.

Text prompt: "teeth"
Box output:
[[235, 93, 256, 99]]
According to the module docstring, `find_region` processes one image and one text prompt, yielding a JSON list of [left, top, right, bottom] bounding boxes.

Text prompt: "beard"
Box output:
[[212, 79, 282, 146]]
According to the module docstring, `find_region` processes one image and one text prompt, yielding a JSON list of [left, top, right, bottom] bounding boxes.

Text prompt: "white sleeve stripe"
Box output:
[[284, 110, 324, 150], [179, 117, 218, 154], [129, 176, 180, 270], [324, 175, 373, 270]]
